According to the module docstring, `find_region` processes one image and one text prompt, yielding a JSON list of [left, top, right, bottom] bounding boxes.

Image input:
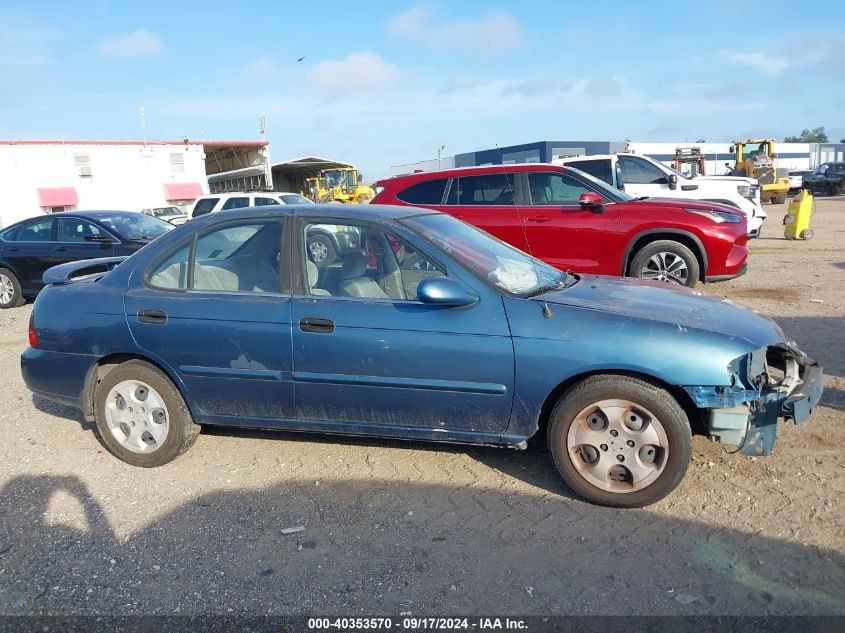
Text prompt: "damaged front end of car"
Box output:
[[683, 343, 823, 456]]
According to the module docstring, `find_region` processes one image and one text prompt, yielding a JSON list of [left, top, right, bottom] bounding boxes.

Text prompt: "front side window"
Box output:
[[301, 220, 445, 300], [445, 174, 515, 205], [16, 219, 53, 242], [57, 218, 105, 242], [255, 197, 282, 206], [192, 198, 219, 216], [221, 197, 249, 211], [618, 156, 668, 185], [527, 172, 594, 205], [147, 221, 282, 293], [396, 179, 448, 205], [402, 213, 565, 295]]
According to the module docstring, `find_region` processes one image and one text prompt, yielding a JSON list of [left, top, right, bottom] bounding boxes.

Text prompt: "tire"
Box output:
[[801, 229, 814, 240], [773, 196, 786, 204], [0, 268, 25, 309], [307, 234, 337, 266], [547, 374, 692, 508], [93, 360, 200, 467], [629, 240, 700, 288], [826, 183, 835, 197]]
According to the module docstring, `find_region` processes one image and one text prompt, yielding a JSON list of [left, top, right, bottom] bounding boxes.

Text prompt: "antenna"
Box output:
[[139, 107, 147, 147], [494, 145, 553, 319]]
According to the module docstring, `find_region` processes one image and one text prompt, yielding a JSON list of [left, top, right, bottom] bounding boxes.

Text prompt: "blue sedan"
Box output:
[[20, 205, 823, 507]]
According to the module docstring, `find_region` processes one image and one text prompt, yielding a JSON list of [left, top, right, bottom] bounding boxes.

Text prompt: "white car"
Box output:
[[189, 191, 312, 218], [556, 153, 766, 238], [142, 206, 188, 226]]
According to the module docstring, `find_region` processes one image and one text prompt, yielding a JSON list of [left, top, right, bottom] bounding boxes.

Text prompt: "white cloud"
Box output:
[[99, 28, 164, 58], [722, 51, 793, 76], [308, 51, 400, 94], [242, 56, 278, 84], [387, 5, 523, 55]]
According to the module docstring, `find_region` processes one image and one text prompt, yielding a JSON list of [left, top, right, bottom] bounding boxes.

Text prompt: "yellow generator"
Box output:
[[783, 189, 814, 240]]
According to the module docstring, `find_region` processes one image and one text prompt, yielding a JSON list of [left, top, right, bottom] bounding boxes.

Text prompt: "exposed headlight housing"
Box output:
[[685, 208, 743, 223], [737, 184, 759, 200]]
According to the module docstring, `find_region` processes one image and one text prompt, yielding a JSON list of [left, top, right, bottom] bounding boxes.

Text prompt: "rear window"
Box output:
[[396, 179, 448, 205], [192, 198, 219, 217], [569, 159, 613, 185]]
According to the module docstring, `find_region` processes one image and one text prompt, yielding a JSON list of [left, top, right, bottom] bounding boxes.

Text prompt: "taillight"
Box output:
[[28, 313, 39, 348]]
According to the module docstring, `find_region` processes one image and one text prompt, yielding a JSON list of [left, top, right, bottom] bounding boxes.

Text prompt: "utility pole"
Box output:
[[437, 144, 446, 170], [140, 107, 147, 146]]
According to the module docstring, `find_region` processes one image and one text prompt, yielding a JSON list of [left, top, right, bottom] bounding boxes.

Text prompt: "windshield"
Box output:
[[565, 167, 634, 202], [401, 213, 568, 295], [280, 194, 313, 204], [662, 162, 690, 179], [97, 213, 173, 240]]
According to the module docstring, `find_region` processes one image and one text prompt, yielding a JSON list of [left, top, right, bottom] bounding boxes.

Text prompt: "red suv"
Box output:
[[373, 164, 747, 287]]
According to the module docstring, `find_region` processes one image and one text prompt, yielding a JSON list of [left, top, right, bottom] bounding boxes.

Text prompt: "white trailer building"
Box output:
[[0, 139, 269, 227]]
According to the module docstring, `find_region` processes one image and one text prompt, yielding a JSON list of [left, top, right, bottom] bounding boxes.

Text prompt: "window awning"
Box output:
[[163, 182, 203, 200], [37, 187, 78, 207]]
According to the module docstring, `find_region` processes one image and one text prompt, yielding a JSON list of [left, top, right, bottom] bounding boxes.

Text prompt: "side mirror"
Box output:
[[669, 174, 678, 190], [578, 192, 604, 213], [416, 277, 478, 308]]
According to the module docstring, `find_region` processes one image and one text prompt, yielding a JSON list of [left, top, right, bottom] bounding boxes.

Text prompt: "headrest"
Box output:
[[341, 250, 368, 279]]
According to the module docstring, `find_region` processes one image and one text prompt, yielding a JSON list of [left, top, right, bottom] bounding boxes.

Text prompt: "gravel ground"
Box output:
[[0, 198, 843, 617]]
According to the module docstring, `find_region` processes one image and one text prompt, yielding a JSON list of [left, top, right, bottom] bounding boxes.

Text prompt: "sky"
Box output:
[[1, 0, 843, 180]]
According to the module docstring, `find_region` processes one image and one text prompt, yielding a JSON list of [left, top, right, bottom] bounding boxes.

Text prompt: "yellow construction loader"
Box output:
[[730, 138, 790, 204], [305, 167, 375, 204]]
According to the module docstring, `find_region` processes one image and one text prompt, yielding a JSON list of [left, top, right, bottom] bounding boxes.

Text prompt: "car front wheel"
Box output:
[[629, 240, 700, 288], [0, 268, 25, 309], [307, 234, 337, 266], [547, 374, 692, 507], [94, 360, 200, 467]]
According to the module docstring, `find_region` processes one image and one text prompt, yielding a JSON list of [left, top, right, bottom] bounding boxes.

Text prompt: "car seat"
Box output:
[[338, 251, 388, 299], [306, 259, 331, 296]]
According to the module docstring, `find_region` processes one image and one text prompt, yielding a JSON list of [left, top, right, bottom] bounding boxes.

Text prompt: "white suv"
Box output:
[[556, 153, 766, 237], [189, 191, 312, 218]]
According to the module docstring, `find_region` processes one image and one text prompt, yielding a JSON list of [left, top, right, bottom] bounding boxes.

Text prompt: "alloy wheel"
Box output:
[[640, 252, 689, 285]]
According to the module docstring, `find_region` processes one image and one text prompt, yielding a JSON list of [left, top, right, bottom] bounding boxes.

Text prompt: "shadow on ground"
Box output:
[[1, 472, 843, 617]]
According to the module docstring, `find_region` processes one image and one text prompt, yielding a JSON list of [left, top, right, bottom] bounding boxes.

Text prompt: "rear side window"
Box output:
[[192, 198, 219, 217], [148, 244, 190, 290], [1, 227, 19, 241], [445, 174, 515, 205], [570, 159, 613, 185], [396, 179, 448, 205], [17, 219, 53, 242], [221, 197, 250, 211]]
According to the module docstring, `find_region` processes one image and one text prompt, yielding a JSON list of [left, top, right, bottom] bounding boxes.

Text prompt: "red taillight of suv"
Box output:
[[28, 313, 39, 348]]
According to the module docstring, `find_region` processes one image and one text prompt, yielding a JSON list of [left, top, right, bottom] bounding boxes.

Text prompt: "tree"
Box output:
[[783, 127, 829, 143]]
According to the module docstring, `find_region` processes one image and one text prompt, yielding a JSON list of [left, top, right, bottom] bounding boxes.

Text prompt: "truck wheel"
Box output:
[[547, 374, 692, 508], [0, 268, 25, 309], [801, 229, 814, 240], [629, 240, 699, 288], [307, 234, 337, 266], [94, 360, 200, 467]]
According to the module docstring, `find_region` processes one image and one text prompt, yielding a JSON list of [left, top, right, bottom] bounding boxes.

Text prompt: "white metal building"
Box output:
[[0, 139, 269, 227]]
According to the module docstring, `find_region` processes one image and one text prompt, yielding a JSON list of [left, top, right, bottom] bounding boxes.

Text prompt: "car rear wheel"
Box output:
[[307, 234, 337, 266], [547, 374, 692, 508], [94, 360, 200, 467], [629, 240, 699, 288], [0, 268, 25, 309]]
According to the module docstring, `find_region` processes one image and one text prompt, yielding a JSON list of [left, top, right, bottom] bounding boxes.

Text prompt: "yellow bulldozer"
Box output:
[[305, 167, 375, 204], [730, 138, 790, 204]]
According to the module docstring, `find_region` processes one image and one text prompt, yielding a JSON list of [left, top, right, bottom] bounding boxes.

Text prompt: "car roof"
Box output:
[[200, 203, 437, 223], [382, 163, 571, 182]]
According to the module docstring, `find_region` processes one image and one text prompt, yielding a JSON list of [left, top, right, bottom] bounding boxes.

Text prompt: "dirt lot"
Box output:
[[0, 198, 843, 617]]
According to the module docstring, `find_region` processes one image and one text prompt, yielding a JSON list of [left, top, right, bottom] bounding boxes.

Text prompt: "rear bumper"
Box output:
[[21, 347, 95, 412]]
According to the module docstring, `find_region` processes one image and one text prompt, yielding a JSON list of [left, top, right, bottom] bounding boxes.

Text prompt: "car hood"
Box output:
[[695, 175, 758, 186], [624, 197, 740, 213], [540, 275, 784, 348]]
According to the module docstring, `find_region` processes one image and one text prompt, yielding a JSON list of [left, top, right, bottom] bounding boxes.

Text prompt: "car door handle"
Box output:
[[7, 247, 18, 252], [138, 309, 168, 324], [54, 247, 68, 252], [300, 317, 335, 334], [525, 215, 550, 222]]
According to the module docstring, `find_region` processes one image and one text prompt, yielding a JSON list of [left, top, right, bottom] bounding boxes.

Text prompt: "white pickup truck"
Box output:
[[555, 153, 766, 237]]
